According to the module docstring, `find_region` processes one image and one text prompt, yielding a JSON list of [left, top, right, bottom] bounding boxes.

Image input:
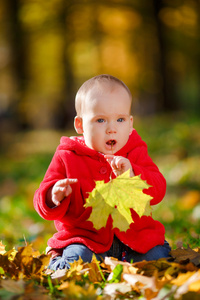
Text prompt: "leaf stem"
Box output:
[[109, 141, 114, 181]]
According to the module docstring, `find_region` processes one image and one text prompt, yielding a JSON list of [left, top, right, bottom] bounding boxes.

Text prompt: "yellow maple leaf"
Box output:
[[85, 170, 152, 232]]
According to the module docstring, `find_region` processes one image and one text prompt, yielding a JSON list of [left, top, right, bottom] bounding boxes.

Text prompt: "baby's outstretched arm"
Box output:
[[105, 155, 135, 177], [46, 178, 78, 208]]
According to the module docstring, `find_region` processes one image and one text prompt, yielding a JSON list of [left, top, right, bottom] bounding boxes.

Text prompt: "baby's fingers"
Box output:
[[104, 155, 114, 163], [57, 178, 78, 187], [51, 188, 62, 206], [54, 185, 72, 197], [52, 198, 61, 206], [52, 178, 78, 206], [112, 157, 123, 169], [67, 178, 78, 185]]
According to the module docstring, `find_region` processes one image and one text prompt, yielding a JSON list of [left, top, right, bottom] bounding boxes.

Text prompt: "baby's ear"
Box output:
[[74, 116, 83, 134]]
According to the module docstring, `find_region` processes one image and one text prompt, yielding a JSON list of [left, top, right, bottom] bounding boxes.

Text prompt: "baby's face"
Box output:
[[75, 84, 133, 154]]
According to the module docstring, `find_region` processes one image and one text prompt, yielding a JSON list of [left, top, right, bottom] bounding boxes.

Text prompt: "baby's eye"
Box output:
[[117, 118, 125, 122], [97, 118, 105, 123]]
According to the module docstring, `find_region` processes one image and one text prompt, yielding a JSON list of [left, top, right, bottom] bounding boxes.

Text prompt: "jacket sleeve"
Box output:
[[128, 140, 166, 206], [33, 151, 72, 221]]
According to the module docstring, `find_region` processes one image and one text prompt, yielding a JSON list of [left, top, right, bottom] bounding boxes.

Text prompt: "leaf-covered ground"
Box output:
[[0, 241, 200, 299], [0, 113, 200, 298]]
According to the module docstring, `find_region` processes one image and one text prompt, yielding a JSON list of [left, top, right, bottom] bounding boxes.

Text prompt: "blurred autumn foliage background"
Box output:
[[0, 0, 200, 252]]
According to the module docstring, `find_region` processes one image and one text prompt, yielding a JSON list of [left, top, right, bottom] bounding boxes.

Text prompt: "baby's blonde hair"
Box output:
[[75, 74, 132, 116]]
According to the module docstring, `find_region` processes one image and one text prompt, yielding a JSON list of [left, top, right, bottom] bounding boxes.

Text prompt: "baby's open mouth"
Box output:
[[106, 140, 116, 146]]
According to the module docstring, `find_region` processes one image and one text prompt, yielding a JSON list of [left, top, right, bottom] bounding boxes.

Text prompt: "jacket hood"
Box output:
[[57, 129, 144, 157], [58, 135, 98, 157]]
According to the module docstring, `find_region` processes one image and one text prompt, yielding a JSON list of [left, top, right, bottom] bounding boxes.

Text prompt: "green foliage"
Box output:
[[0, 152, 54, 251], [108, 264, 123, 283]]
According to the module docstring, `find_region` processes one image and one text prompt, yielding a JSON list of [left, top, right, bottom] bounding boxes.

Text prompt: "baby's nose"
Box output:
[[106, 123, 116, 134]]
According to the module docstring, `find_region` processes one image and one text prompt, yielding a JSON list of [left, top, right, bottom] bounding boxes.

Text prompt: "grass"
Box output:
[[0, 112, 199, 251]]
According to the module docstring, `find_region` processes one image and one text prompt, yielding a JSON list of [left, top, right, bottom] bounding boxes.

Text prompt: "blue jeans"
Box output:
[[48, 237, 171, 270]]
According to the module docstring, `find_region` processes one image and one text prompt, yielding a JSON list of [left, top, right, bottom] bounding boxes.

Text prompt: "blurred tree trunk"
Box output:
[[16, 0, 75, 129], [128, 1, 166, 115], [6, 0, 26, 86], [153, 0, 178, 111], [0, 0, 23, 132], [58, 0, 76, 129]]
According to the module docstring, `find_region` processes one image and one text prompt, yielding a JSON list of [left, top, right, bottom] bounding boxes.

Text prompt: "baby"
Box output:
[[34, 74, 171, 270]]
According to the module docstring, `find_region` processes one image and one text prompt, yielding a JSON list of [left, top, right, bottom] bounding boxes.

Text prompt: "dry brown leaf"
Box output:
[[104, 256, 132, 271], [84, 260, 105, 282], [1, 242, 200, 299], [0, 244, 50, 280], [50, 268, 68, 282], [171, 271, 197, 286], [144, 288, 159, 300], [123, 273, 157, 290], [132, 259, 177, 278], [170, 246, 200, 266], [0, 253, 18, 278], [173, 270, 200, 298], [60, 281, 98, 298]]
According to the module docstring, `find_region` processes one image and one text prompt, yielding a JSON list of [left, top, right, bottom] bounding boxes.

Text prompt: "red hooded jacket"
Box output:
[[34, 129, 166, 254]]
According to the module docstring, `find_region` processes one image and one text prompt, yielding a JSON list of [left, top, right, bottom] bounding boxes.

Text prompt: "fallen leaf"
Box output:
[[7, 248, 17, 261], [84, 256, 106, 282], [123, 273, 157, 290], [50, 268, 68, 282], [85, 171, 152, 232], [123, 272, 168, 300], [173, 270, 200, 297], [0, 253, 18, 278], [104, 256, 138, 279], [131, 259, 177, 278], [0, 244, 50, 280], [171, 271, 197, 286], [103, 282, 132, 297], [1, 241, 200, 299], [170, 245, 200, 266], [67, 257, 85, 281], [59, 281, 98, 299]]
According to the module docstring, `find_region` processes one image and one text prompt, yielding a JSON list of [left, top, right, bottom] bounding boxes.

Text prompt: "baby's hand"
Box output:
[[105, 155, 135, 177], [51, 178, 78, 206]]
